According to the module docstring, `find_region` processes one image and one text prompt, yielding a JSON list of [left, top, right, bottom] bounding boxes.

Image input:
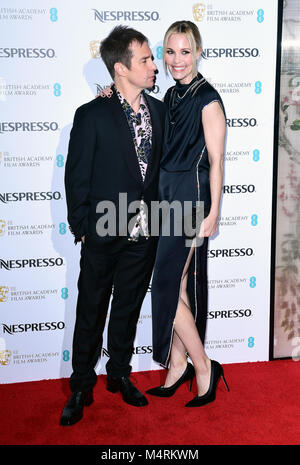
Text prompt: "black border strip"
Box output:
[[269, 0, 284, 361]]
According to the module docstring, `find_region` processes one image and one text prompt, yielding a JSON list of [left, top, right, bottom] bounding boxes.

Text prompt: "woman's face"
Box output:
[[165, 33, 199, 85]]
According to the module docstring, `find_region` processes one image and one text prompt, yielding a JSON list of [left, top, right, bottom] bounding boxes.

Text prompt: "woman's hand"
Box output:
[[97, 83, 114, 98], [199, 212, 219, 237]]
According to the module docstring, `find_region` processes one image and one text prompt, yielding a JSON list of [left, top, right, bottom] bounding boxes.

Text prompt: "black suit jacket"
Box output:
[[64, 87, 166, 244]]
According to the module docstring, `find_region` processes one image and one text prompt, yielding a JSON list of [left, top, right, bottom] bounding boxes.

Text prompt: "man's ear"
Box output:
[[114, 62, 128, 77]]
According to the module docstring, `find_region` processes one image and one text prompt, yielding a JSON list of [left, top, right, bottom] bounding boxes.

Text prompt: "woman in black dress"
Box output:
[[146, 21, 229, 406]]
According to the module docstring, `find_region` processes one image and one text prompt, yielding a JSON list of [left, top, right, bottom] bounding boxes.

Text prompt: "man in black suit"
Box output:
[[60, 26, 166, 426]]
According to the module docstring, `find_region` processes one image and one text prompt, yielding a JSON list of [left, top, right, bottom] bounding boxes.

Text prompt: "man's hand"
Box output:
[[81, 236, 85, 244]]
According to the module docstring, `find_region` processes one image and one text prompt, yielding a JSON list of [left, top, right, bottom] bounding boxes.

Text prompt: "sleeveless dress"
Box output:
[[151, 73, 225, 367]]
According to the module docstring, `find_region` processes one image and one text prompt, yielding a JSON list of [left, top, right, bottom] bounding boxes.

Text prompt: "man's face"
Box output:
[[124, 40, 157, 91]]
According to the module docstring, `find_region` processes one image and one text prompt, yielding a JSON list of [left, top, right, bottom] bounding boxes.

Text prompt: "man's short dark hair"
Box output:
[[100, 25, 148, 78]]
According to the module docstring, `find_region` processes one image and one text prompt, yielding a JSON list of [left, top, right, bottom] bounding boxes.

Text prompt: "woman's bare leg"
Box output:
[[174, 295, 211, 396], [163, 331, 187, 387], [163, 246, 194, 388], [164, 245, 211, 396]]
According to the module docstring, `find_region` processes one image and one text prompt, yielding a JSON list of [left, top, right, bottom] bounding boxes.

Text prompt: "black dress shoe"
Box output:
[[107, 376, 148, 407], [146, 362, 195, 397], [60, 390, 93, 426]]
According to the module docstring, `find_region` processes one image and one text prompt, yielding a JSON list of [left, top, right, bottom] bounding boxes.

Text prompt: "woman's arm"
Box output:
[[199, 101, 226, 237]]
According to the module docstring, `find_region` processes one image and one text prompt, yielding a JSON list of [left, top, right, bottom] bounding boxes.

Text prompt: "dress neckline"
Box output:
[[175, 73, 201, 94], [173, 73, 205, 100]]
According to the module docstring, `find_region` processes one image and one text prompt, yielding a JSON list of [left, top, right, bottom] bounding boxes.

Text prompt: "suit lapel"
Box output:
[[109, 89, 143, 184], [108, 88, 162, 187]]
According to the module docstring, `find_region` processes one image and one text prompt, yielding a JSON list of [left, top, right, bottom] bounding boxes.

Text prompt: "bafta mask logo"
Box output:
[[90, 40, 101, 59], [0, 350, 11, 366], [193, 3, 206, 22], [0, 286, 9, 302], [0, 220, 5, 237]]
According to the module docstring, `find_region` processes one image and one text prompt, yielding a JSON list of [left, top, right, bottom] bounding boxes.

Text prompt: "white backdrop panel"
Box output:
[[0, 0, 278, 382]]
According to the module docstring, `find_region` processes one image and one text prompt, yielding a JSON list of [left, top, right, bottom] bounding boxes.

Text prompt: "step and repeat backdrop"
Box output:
[[273, 0, 300, 360], [0, 1, 279, 383]]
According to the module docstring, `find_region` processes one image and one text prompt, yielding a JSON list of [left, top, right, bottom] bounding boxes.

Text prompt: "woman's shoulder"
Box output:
[[144, 92, 167, 110], [194, 76, 220, 100], [194, 76, 224, 112], [163, 85, 175, 104]]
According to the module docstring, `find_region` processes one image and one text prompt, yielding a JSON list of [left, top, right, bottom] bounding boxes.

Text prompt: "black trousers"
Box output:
[[69, 235, 157, 393]]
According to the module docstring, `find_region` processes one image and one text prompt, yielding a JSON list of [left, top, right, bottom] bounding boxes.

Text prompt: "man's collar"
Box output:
[[115, 87, 147, 115]]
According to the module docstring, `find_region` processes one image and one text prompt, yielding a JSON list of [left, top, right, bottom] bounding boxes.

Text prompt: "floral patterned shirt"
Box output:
[[116, 89, 152, 240]]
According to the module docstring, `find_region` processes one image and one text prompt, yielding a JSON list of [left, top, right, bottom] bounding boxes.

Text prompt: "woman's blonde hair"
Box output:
[[163, 20, 202, 75]]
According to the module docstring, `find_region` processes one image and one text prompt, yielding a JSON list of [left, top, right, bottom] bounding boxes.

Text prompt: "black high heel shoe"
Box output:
[[185, 360, 229, 407], [146, 362, 195, 397]]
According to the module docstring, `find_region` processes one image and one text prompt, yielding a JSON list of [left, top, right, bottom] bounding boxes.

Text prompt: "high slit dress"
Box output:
[[151, 73, 225, 367]]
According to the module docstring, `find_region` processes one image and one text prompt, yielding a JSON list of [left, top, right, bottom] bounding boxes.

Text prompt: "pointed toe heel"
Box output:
[[146, 362, 195, 397], [185, 360, 229, 407]]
